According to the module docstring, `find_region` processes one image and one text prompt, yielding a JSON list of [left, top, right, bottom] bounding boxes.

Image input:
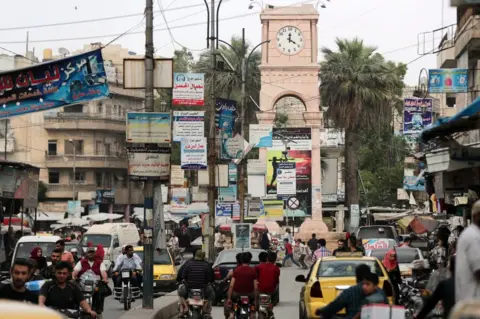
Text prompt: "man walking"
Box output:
[[282, 238, 301, 268], [307, 233, 319, 252], [297, 239, 309, 269], [313, 238, 332, 262]]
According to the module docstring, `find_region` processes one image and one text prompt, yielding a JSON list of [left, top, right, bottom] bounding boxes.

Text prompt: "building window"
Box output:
[[95, 141, 102, 155], [48, 171, 60, 184], [104, 172, 112, 188], [64, 104, 83, 113], [95, 172, 103, 187], [97, 105, 103, 114], [340, 162, 345, 182], [65, 140, 84, 155], [71, 172, 86, 182], [48, 140, 57, 155], [105, 144, 111, 156]]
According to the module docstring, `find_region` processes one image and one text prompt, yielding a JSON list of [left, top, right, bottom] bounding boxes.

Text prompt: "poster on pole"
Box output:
[[181, 137, 207, 170], [170, 165, 185, 186], [215, 98, 237, 138], [0, 49, 110, 119], [218, 163, 237, 202], [127, 146, 171, 180], [172, 73, 205, 106], [249, 124, 273, 148], [403, 98, 432, 135], [349, 204, 360, 231], [233, 223, 252, 249], [172, 111, 204, 142], [126, 112, 171, 143], [276, 162, 296, 195]]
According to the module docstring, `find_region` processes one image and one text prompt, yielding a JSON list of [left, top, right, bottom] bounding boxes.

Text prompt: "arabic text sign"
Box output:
[[218, 163, 237, 202], [172, 73, 205, 106], [403, 98, 433, 135], [126, 112, 171, 143], [173, 111, 204, 142], [215, 98, 237, 138], [362, 239, 397, 250], [221, 135, 245, 160], [170, 165, 185, 186], [127, 146, 171, 180], [181, 137, 207, 170], [277, 162, 296, 195], [250, 124, 273, 148], [0, 49, 110, 119], [233, 223, 252, 249], [271, 128, 312, 150], [215, 201, 239, 217], [428, 68, 468, 93]]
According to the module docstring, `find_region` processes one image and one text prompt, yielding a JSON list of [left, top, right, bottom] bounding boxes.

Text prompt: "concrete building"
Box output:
[[1, 44, 145, 215]]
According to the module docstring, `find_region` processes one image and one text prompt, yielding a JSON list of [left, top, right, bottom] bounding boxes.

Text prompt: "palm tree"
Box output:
[[319, 38, 406, 221]]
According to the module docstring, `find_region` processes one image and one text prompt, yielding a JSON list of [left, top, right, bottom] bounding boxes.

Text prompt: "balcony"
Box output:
[[44, 112, 126, 132], [437, 40, 457, 68], [455, 11, 480, 57], [46, 183, 96, 199], [45, 154, 128, 169]]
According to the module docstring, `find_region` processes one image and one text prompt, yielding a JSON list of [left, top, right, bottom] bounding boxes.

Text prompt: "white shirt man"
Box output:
[[456, 201, 480, 302], [214, 233, 225, 248], [168, 235, 179, 249]]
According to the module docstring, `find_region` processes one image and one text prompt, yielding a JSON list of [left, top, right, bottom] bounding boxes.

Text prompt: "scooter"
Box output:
[[113, 269, 142, 310], [257, 294, 274, 319], [186, 288, 208, 319]]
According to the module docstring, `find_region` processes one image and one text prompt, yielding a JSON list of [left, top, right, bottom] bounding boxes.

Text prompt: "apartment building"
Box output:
[[1, 44, 145, 214]]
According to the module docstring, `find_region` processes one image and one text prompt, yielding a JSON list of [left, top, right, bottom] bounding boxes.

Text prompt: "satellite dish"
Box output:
[[58, 48, 70, 56]]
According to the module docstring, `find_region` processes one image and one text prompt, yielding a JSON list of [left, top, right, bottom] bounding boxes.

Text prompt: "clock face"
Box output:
[[276, 26, 304, 56]]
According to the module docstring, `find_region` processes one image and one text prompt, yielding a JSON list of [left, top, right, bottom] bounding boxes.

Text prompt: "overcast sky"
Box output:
[[0, 0, 455, 85]]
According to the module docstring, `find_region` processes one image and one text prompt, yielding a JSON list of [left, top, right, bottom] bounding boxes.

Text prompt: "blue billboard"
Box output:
[[403, 98, 433, 135], [0, 49, 109, 118], [428, 68, 468, 93]]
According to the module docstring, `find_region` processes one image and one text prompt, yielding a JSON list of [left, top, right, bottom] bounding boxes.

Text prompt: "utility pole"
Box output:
[[239, 28, 246, 222], [143, 0, 155, 309], [207, 0, 217, 262]]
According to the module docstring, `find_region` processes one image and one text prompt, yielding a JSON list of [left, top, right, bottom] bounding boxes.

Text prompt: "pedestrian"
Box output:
[[282, 238, 300, 268], [332, 239, 346, 256], [260, 230, 271, 251], [307, 233, 319, 253], [313, 238, 332, 262], [416, 255, 455, 319], [430, 237, 447, 270], [297, 239, 309, 269], [382, 249, 401, 304], [283, 228, 293, 244], [455, 200, 480, 303]]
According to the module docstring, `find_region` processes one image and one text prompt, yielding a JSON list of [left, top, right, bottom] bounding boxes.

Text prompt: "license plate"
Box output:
[[188, 299, 203, 306], [122, 272, 130, 278]]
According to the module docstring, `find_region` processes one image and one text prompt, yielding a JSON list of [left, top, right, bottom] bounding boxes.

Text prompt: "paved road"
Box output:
[[211, 265, 305, 319]]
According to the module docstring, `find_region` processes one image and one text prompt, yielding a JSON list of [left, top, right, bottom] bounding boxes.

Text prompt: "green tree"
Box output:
[[38, 181, 47, 202], [319, 38, 406, 217]]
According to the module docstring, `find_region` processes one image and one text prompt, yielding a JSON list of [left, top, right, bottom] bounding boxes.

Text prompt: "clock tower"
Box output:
[[257, 4, 327, 234]]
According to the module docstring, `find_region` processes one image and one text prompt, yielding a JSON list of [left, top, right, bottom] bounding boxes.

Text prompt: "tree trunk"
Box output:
[[345, 127, 361, 231]]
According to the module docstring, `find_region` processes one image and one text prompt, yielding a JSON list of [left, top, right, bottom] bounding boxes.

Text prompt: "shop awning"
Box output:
[[421, 97, 480, 142]]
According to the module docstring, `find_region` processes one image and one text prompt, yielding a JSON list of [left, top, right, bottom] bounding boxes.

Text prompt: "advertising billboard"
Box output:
[[126, 112, 171, 143], [428, 68, 468, 93], [172, 73, 205, 106], [403, 98, 433, 135]]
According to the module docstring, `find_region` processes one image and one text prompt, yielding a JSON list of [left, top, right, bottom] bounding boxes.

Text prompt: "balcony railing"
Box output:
[[44, 112, 125, 121], [44, 112, 126, 132], [45, 154, 128, 169], [46, 184, 97, 192]]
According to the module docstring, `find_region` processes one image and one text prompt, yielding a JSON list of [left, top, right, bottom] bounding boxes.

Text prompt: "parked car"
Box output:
[[357, 226, 399, 242], [368, 247, 428, 277]]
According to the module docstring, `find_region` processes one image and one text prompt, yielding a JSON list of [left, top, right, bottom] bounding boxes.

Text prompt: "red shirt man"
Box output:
[[256, 252, 280, 293], [285, 241, 293, 255], [232, 264, 257, 294]]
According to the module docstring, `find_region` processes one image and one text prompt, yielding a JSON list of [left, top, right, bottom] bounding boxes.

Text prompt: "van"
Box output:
[[12, 235, 61, 266], [80, 223, 140, 272]]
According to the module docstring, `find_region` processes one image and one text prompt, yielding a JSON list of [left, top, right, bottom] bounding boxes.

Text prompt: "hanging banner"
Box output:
[[95, 189, 115, 204], [126, 112, 171, 143], [221, 135, 246, 160], [249, 124, 273, 148], [218, 163, 237, 202], [403, 98, 433, 135], [271, 127, 312, 150], [215, 98, 237, 138], [127, 146, 171, 180], [172, 73, 205, 106], [170, 165, 185, 186], [233, 223, 252, 249], [181, 137, 207, 170], [428, 68, 468, 93], [0, 49, 110, 119], [276, 162, 296, 195], [172, 111, 204, 142], [67, 200, 82, 218]]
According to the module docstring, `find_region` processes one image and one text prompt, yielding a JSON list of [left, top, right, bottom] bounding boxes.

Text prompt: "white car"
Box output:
[[367, 247, 428, 277]]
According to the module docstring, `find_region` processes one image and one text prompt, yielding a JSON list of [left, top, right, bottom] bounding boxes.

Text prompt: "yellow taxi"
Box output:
[[295, 252, 394, 319], [133, 246, 179, 294], [0, 300, 63, 319]]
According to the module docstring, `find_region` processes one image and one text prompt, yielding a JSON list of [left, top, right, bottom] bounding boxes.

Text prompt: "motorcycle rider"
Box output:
[[55, 240, 75, 268], [177, 250, 213, 318], [39, 261, 96, 318], [112, 245, 143, 288], [40, 248, 62, 279], [256, 251, 280, 307], [0, 258, 38, 303], [226, 252, 258, 318]]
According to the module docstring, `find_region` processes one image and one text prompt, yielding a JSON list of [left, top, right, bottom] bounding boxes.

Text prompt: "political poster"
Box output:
[[0, 49, 110, 119], [271, 127, 312, 150], [172, 73, 205, 106], [428, 68, 468, 93], [249, 124, 273, 148], [127, 145, 171, 180], [233, 223, 251, 249], [215, 98, 237, 138], [126, 112, 171, 143], [181, 137, 207, 170], [403, 98, 433, 135], [172, 111, 205, 142], [276, 162, 296, 195]]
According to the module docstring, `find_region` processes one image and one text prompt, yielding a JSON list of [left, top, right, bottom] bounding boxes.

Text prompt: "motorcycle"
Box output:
[[55, 308, 92, 319], [399, 279, 423, 319], [257, 294, 274, 319], [113, 269, 142, 310], [233, 295, 255, 319], [186, 288, 208, 319], [79, 276, 104, 316]]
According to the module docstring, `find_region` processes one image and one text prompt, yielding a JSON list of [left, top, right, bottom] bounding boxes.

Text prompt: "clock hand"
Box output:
[[288, 33, 292, 43]]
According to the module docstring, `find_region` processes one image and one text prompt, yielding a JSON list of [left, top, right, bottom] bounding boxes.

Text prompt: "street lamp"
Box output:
[[248, 1, 263, 10], [68, 139, 76, 201]]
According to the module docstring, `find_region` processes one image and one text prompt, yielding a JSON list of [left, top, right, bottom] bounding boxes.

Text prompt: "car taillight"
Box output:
[[383, 280, 393, 297], [214, 267, 221, 280], [310, 281, 323, 298]]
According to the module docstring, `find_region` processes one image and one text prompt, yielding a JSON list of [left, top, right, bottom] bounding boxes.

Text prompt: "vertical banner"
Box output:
[[172, 111, 205, 142], [126, 112, 171, 143], [218, 163, 237, 202], [349, 204, 360, 231], [403, 98, 433, 135], [266, 128, 312, 216], [276, 162, 296, 195], [170, 165, 185, 186], [233, 223, 252, 249], [0, 49, 110, 118], [181, 137, 207, 170], [215, 98, 237, 138], [249, 124, 273, 148], [428, 68, 468, 93], [172, 73, 205, 106], [68, 200, 81, 218]]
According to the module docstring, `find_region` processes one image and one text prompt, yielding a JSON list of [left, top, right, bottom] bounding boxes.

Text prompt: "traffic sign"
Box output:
[[287, 196, 300, 210]]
